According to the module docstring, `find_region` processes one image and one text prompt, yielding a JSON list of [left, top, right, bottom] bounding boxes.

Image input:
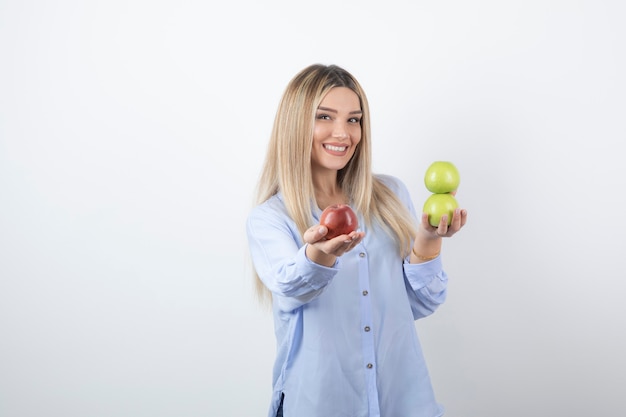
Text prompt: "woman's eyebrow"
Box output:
[[317, 106, 362, 114]]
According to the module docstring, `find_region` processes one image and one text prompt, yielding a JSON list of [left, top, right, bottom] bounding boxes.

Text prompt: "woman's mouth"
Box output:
[[324, 144, 348, 152]]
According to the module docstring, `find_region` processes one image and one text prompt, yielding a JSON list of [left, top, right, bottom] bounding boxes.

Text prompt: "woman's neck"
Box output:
[[313, 173, 347, 210]]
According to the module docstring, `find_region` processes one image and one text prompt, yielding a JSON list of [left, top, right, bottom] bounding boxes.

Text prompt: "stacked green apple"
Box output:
[[422, 161, 460, 227]]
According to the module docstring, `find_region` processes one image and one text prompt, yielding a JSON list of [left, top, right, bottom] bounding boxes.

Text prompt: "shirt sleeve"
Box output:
[[403, 256, 448, 319], [378, 174, 449, 320], [246, 201, 339, 311]]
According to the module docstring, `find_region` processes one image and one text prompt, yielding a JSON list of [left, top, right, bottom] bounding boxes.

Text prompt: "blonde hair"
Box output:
[[253, 64, 417, 302]]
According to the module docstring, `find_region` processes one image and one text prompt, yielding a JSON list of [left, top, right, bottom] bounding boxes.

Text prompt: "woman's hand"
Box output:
[[303, 225, 365, 267], [420, 207, 468, 239], [411, 207, 468, 264]]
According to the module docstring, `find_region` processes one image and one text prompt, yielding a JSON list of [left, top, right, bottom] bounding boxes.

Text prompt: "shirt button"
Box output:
[[362, 290, 368, 296], [364, 326, 371, 332], [359, 252, 365, 258], [366, 363, 373, 369]]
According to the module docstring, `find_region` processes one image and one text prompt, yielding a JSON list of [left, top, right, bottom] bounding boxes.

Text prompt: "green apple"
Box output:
[[423, 193, 459, 226], [424, 161, 460, 194]]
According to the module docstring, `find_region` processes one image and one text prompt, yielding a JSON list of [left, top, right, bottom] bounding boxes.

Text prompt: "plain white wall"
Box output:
[[1, 1, 625, 416]]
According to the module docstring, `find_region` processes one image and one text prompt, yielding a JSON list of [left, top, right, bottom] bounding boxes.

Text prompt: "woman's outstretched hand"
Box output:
[[303, 225, 365, 267]]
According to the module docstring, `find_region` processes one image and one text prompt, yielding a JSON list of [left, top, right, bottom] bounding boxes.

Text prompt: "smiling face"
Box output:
[[311, 87, 362, 176]]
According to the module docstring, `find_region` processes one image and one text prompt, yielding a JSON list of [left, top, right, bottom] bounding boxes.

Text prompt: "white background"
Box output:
[[1, 1, 625, 416]]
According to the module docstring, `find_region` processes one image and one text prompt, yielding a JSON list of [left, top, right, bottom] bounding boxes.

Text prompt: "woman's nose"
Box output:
[[332, 122, 349, 139]]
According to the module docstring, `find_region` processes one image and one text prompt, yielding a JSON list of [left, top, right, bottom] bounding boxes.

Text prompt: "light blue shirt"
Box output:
[[247, 175, 447, 417]]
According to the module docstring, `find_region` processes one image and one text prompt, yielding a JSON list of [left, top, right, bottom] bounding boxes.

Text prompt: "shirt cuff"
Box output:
[[297, 244, 340, 290], [403, 254, 444, 289]]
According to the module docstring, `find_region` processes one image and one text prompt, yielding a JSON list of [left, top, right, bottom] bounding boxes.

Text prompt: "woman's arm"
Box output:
[[246, 204, 338, 310]]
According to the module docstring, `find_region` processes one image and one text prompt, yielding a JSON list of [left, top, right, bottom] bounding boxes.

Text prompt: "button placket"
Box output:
[[356, 245, 377, 399]]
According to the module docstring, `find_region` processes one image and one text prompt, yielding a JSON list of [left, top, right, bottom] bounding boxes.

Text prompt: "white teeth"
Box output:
[[325, 144, 347, 152]]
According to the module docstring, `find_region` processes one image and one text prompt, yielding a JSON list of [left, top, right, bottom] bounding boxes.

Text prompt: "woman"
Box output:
[[247, 64, 468, 417]]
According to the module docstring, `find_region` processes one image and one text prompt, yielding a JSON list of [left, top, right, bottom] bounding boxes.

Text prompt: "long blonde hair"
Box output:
[[253, 64, 417, 301]]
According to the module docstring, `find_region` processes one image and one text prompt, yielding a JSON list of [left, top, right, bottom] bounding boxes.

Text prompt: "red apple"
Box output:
[[319, 204, 359, 239], [423, 193, 459, 227]]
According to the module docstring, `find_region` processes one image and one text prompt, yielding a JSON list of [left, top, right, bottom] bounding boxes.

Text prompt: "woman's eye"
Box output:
[[349, 117, 361, 123], [317, 114, 331, 120]]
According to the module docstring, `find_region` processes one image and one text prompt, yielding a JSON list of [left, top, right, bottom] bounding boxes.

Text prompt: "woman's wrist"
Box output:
[[411, 246, 440, 262], [305, 244, 337, 267], [410, 235, 442, 264]]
